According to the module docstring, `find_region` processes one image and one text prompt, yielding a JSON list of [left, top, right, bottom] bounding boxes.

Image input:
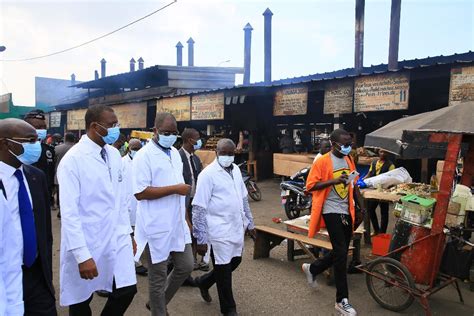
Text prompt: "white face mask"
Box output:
[[217, 155, 234, 168]]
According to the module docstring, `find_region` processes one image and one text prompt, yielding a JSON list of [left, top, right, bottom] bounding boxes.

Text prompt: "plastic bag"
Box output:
[[364, 167, 412, 189]]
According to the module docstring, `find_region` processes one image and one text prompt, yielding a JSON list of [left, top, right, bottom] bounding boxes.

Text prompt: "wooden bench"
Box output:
[[254, 225, 339, 261]]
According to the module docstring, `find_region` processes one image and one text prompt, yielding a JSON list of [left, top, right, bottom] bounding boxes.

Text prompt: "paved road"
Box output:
[[51, 179, 473, 315]]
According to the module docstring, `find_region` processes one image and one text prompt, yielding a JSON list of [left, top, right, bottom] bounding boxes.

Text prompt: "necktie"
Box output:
[[190, 154, 198, 183], [14, 169, 37, 267], [100, 148, 107, 163]]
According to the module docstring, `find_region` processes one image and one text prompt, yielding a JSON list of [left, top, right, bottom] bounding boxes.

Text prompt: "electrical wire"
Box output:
[[0, 0, 177, 62]]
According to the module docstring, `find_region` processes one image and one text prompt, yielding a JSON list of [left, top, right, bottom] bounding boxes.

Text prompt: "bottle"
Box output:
[[430, 174, 438, 191]]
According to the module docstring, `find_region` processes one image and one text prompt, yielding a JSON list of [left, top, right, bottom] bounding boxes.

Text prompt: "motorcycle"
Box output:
[[280, 166, 311, 219], [238, 161, 262, 201]]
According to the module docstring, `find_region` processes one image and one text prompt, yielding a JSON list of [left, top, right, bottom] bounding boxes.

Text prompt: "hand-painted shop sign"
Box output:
[[449, 65, 474, 106], [354, 72, 409, 112], [273, 85, 308, 116], [50, 112, 61, 128], [111, 103, 147, 128], [67, 108, 87, 130], [324, 80, 354, 114], [157, 96, 191, 121], [0, 93, 11, 113], [191, 92, 225, 120]]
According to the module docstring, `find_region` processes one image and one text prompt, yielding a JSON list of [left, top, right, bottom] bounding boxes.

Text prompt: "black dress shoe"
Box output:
[[135, 265, 148, 276], [95, 290, 110, 298], [195, 278, 212, 303]]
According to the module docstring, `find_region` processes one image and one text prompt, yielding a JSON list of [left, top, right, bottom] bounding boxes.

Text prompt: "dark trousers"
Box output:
[[23, 260, 57, 316], [69, 280, 137, 316], [368, 200, 389, 234], [309, 213, 352, 303], [199, 249, 242, 314]]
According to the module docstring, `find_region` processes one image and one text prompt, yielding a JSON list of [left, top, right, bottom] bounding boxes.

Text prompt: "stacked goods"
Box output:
[[387, 183, 433, 198]]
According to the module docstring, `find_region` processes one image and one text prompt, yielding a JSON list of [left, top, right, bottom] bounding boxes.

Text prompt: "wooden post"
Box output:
[[354, 0, 365, 74], [421, 158, 428, 183], [388, 0, 402, 70], [461, 136, 474, 187]]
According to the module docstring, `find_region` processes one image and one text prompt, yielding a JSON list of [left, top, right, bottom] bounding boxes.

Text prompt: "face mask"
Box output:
[[337, 144, 352, 156], [158, 134, 177, 149], [8, 140, 42, 165], [218, 155, 234, 168], [99, 126, 120, 145], [36, 129, 47, 141], [129, 150, 137, 159], [193, 139, 202, 150]]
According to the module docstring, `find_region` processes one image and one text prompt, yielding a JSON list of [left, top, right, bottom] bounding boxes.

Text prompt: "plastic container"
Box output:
[[400, 194, 436, 226], [372, 233, 392, 256]]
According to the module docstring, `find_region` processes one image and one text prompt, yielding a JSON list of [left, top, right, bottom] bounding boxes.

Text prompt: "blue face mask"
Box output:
[[129, 150, 137, 159], [36, 129, 47, 141], [8, 140, 42, 165], [193, 139, 202, 150], [98, 126, 120, 145], [336, 143, 352, 156], [158, 134, 177, 149], [217, 155, 234, 168]]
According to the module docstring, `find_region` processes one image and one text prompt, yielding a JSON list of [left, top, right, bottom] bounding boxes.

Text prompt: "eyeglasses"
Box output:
[[4, 137, 39, 144], [97, 122, 120, 129]]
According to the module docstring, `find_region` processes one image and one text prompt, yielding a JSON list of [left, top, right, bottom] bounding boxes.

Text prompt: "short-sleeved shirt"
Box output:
[[369, 160, 395, 176], [322, 153, 350, 215]]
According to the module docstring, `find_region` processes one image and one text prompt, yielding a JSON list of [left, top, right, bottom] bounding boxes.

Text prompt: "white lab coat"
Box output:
[[0, 193, 24, 316], [57, 135, 135, 306], [121, 154, 137, 226], [192, 160, 249, 265], [132, 141, 191, 264]]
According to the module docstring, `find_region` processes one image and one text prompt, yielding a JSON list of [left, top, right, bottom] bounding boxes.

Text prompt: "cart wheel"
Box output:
[[366, 257, 415, 312]]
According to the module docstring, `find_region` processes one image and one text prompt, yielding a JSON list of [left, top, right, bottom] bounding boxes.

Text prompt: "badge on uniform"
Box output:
[[118, 170, 123, 182]]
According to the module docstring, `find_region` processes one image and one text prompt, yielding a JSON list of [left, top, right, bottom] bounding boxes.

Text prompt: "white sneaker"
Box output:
[[335, 298, 357, 316], [301, 263, 318, 288]]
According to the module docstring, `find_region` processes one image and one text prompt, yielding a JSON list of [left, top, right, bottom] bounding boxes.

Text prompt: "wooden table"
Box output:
[[360, 189, 402, 245]]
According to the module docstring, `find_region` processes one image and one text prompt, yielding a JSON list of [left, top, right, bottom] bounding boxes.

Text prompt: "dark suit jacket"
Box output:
[[23, 165, 55, 298], [179, 148, 203, 208], [32, 143, 55, 196]]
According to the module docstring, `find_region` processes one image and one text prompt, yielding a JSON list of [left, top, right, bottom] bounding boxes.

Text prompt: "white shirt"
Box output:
[[121, 154, 138, 226], [0, 189, 24, 316], [182, 148, 196, 197], [313, 153, 323, 163], [57, 135, 134, 306], [132, 141, 191, 264], [192, 160, 249, 265]]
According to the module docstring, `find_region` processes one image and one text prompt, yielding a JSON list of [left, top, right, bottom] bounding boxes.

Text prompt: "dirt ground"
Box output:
[[51, 179, 474, 315]]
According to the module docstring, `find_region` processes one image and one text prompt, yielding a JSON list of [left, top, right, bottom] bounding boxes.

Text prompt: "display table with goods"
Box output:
[[273, 153, 315, 177]]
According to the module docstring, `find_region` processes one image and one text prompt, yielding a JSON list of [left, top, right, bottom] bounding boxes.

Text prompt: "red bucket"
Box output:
[[372, 234, 391, 256]]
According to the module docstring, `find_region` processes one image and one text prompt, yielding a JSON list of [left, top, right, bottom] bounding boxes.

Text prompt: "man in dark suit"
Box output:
[[179, 128, 205, 271], [0, 118, 56, 315]]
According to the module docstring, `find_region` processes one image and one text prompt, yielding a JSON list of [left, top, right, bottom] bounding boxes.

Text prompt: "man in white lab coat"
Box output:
[[133, 112, 194, 315], [58, 105, 137, 315], [0, 187, 24, 315], [193, 138, 256, 316], [121, 138, 147, 276]]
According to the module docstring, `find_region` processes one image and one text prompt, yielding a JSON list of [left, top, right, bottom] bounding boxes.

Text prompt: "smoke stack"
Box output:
[[354, 0, 365, 74], [388, 0, 402, 70], [129, 58, 136, 72], [71, 73, 76, 86], [138, 57, 144, 70], [100, 58, 106, 78], [243, 23, 253, 85], [176, 42, 183, 66], [94, 70, 99, 80], [263, 8, 273, 84], [187, 37, 195, 67]]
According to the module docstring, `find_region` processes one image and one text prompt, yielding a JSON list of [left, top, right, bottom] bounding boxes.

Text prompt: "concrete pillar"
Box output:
[[263, 8, 273, 84], [243, 23, 253, 85]]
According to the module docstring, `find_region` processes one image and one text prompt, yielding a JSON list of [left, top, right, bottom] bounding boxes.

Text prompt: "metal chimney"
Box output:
[[129, 58, 136, 72], [138, 57, 144, 70], [94, 70, 99, 80], [243, 23, 253, 85], [354, 0, 365, 74], [388, 0, 402, 70], [187, 37, 195, 67], [100, 58, 106, 78], [176, 42, 183, 66], [71, 73, 76, 86], [263, 8, 273, 84]]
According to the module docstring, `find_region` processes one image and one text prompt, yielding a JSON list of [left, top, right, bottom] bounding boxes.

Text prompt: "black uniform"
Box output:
[[33, 143, 55, 198]]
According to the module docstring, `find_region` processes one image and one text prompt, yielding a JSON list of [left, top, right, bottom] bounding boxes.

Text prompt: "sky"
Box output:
[[0, 0, 473, 106]]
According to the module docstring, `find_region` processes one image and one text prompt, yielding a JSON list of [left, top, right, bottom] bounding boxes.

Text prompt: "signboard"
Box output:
[[449, 65, 474, 106], [0, 93, 11, 113], [157, 96, 191, 121], [112, 103, 147, 128], [191, 92, 225, 120], [67, 108, 87, 130], [324, 80, 353, 114], [50, 112, 61, 128], [354, 73, 409, 112], [273, 85, 308, 116]]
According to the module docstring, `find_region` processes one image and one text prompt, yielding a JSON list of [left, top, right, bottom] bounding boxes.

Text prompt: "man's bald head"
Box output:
[[0, 118, 37, 139], [0, 118, 38, 167]]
